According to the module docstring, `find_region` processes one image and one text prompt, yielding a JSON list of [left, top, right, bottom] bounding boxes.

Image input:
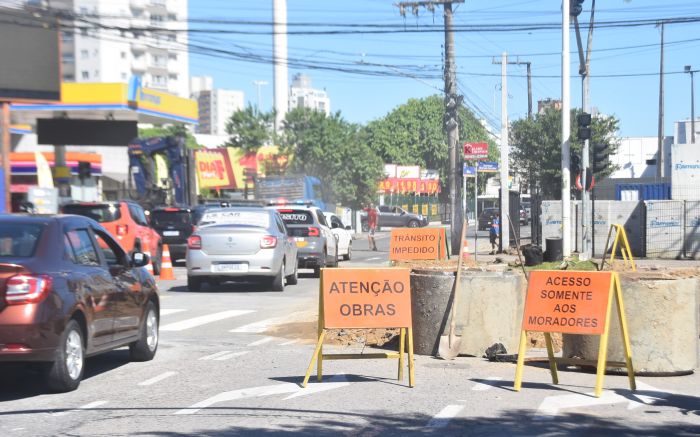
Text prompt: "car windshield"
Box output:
[[0, 223, 44, 258], [63, 204, 121, 222], [278, 210, 313, 225], [151, 210, 192, 226]]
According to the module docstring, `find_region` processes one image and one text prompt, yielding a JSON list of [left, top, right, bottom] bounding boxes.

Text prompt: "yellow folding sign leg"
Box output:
[[594, 281, 616, 397], [513, 330, 528, 392], [302, 330, 327, 388], [544, 332, 559, 385], [407, 328, 415, 388], [317, 270, 325, 383], [619, 228, 637, 271], [398, 328, 406, 381], [609, 230, 621, 268], [613, 274, 636, 391]]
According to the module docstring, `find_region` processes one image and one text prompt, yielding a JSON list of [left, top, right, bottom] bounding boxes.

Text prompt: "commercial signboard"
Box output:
[[396, 165, 421, 179], [378, 178, 441, 194], [194, 149, 235, 189], [463, 164, 476, 177], [463, 142, 489, 160]]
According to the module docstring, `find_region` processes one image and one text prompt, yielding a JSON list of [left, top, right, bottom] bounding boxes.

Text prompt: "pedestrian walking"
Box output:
[[364, 203, 379, 251], [489, 213, 500, 255]]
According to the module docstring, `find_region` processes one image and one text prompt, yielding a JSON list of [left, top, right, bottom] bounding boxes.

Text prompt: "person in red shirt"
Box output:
[[364, 203, 379, 251]]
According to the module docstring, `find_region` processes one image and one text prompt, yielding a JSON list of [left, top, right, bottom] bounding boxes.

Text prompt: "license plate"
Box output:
[[163, 231, 179, 236], [294, 237, 308, 248], [212, 263, 248, 273]]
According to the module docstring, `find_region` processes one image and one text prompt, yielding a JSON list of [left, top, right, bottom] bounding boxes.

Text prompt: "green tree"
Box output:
[[510, 108, 619, 199], [280, 107, 383, 209], [138, 124, 200, 149], [363, 95, 498, 198], [225, 104, 275, 152]]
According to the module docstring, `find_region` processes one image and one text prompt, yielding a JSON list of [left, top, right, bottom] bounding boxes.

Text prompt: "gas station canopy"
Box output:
[[10, 81, 198, 130]]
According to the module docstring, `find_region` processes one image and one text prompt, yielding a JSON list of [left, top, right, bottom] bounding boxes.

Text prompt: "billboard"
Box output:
[[0, 7, 60, 101], [463, 142, 489, 160], [37, 119, 138, 146]]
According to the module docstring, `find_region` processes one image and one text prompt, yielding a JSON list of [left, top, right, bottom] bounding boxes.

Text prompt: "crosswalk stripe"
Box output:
[[248, 337, 274, 347], [213, 351, 250, 361], [229, 317, 277, 333], [160, 309, 186, 316], [279, 339, 299, 346], [161, 310, 255, 331], [426, 404, 465, 428], [138, 371, 177, 386], [52, 400, 108, 417], [199, 351, 233, 360]]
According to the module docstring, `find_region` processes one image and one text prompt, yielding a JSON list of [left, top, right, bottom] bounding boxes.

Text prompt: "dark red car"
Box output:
[[0, 214, 160, 392]]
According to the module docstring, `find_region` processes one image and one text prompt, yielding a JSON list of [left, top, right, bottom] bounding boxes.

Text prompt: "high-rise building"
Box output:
[[289, 73, 330, 115], [190, 76, 245, 136], [49, 0, 189, 97]]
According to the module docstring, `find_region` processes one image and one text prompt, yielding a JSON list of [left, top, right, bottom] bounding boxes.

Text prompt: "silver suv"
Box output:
[[273, 204, 338, 277]]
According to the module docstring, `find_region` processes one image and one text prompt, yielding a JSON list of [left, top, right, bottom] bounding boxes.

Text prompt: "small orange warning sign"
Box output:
[[322, 268, 412, 329], [389, 228, 443, 261], [521, 271, 613, 335]]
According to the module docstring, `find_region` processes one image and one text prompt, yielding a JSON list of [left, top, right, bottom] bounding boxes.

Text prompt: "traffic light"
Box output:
[[577, 112, 591, 141], [592, 143, 610, 174], [78, 161, 92, 181], [570, 0, 585, 17]]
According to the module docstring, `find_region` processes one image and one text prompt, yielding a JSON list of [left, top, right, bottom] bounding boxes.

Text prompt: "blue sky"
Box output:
[[188, 1, 700, 138]]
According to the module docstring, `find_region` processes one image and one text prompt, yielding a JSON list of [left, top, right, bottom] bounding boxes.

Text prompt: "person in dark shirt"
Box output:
[[489, 213, 500, 254]]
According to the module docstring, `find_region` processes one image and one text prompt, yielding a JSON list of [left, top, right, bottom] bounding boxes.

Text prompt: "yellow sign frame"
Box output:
[[514, 271, 636, 398], [599, 224, 636, 271], [303, 268, 415, 388]]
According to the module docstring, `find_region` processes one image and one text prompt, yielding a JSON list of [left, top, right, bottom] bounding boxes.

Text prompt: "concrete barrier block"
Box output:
[[455, 271, 525, 357], [563, 274, 699, 374]]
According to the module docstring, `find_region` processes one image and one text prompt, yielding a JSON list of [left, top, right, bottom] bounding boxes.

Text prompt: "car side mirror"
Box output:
[[131, 252, 150, 268]]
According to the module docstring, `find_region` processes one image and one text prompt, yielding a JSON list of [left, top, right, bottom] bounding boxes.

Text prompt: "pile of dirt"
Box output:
[[393, 257, 481, 271], [526, 331, 562, 352], [265, 320, 399, 347]]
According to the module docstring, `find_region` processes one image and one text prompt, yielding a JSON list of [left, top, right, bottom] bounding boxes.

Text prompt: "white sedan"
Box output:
[[323, 212, 354, 261]]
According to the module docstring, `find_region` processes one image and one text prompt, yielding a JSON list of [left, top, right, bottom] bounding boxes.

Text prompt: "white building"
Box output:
[[289, 73, 330, 115], [190, 76, 245, 136], [609, 136, 673, 179], [674, 118, 700, 145], [52, 0, 190, 97]]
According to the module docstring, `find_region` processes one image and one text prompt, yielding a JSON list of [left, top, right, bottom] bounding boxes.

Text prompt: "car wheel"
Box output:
[[286, 259, 298, 285], [270, 261, 285, 291], [45, 319, 84, 392], [344, 242, 352, 261], [408, 220, 419, 228], [129, 301, 158, 362], [187, 275, 202, 292]]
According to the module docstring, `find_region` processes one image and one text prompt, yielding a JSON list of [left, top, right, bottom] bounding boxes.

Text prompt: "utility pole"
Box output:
[[272, 0, 288, 131], [573, 0, 596, 260], [1, 102, 10, 213], [396, 0, 464, 255], [492, 54, 510, 252], [561, 0, 572, 257], [495, 58, 533, 119], [685, 65, 696, 144], [657, 21, 665, 177]]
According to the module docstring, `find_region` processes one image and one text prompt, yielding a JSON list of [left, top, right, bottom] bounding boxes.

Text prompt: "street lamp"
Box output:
[[685, 65, 695, 144], [252, 80, 268, 113]]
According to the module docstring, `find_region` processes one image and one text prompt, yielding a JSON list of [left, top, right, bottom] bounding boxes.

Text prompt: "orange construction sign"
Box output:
[[389, 228, 445, 261], [522, 271, 613, 335], [322, 268, 412, 329]]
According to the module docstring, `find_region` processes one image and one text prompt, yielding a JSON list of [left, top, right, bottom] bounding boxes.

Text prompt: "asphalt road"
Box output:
[[1, 229, 699, 436]]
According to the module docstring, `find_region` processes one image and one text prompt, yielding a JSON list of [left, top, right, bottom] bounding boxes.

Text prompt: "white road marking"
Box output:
[[199, 351, 234, 360], [535, 382, 671, 419], [213, 351, 250, 361], [248, 337, 274, 347], [161, 310, 255, 331], [52, 400, 108, 417], [279, 339, 299, 346], [174, 374, 349, 415], [471, 376, 503, 391], [160, 309, 186, 316], [229, 317, 277, 333], [426, 404, 466, 428], [138, 371, 178, 386], [367, 257, 382, 261]]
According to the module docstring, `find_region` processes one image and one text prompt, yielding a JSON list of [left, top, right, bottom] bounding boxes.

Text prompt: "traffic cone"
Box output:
[[462, 238, 470, 259], [159, 244, 176, 280], [143, 250, 154, 275]]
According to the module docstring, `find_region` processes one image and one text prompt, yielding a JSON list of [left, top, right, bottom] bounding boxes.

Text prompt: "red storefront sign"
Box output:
[[378, 178, 441, 194]]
